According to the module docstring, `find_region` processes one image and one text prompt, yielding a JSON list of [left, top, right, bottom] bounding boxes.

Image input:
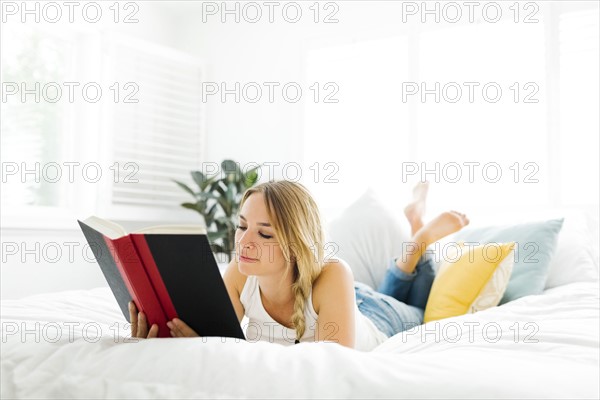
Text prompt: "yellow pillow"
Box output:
[[424, 242, 515, 323]]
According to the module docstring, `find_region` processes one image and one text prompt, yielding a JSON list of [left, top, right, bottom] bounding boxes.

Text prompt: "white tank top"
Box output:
[[239, 275, 388, 351]]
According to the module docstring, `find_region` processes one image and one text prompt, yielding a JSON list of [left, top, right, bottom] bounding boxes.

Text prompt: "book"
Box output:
[[77, 216, 245, 340]]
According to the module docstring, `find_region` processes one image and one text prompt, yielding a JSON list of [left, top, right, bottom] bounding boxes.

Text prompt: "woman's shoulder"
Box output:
[[318, 256, 355, 277], [223, 260, 250, 296], [313, 258, 355, 290], [312, 258, 355, 314]]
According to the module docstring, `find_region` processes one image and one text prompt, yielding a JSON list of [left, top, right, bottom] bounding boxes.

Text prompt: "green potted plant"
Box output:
[[173, 160, 261, 263]]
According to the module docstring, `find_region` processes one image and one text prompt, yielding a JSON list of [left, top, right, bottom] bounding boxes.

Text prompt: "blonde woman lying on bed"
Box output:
[[129, 180, 469, 351]]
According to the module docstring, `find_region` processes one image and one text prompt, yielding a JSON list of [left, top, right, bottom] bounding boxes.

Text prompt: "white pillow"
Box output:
[[544, 209, 599, 289], [326, 188, 409, 289]]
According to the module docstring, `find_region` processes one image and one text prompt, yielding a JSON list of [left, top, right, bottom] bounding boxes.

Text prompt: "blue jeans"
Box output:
[[354, 254, 435, 338]]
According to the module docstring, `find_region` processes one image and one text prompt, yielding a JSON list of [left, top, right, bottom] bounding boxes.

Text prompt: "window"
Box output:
[[1, 25, 75, 208], [417, 21, 547, 209], [304, 2, 599, 216], [558, 9, 599, 206], [1, 26, 205, 226], [304, 35, 409, 216]]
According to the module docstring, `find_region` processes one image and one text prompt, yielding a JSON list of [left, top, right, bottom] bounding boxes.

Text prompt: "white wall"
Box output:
[[175, 3, 413, 166]]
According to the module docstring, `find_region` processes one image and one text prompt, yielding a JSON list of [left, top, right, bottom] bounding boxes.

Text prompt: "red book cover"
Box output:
[[108, 236, 171, 338], [130, 234, 178, 321]]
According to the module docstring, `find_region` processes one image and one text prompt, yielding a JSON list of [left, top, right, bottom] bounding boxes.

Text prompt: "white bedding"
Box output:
[[1, 281, 598, 399]]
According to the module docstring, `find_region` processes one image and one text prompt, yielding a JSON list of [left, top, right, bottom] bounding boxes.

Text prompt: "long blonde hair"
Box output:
[[239, 180, 325, 342]]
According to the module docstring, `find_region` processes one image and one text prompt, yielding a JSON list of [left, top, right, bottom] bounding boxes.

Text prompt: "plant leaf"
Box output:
[[210, 243, 225, 254], [226, 182, 236, 213], [181, 202, 201, 211], [208, 230, 228, 241], [173, 180, 196, 198], [216, 215, 234, 228], [240, 164, 261, 190], [196, 191, 215, 201], [212, 181, 231, 215], [206, 203, 218, 225], [212, 180, 227, 198], [221, 159, 240, 173], [221, 159, 241, 184], [244, 168, 259, 188], [191, 171, 214, 191]]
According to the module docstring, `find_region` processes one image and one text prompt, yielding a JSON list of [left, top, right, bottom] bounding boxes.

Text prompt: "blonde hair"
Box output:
[[239, 180, 325, 342]]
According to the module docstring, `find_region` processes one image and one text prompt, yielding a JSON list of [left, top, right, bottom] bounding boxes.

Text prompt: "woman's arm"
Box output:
[[222, 259, 247, 324], [312, 259, 356, 349]]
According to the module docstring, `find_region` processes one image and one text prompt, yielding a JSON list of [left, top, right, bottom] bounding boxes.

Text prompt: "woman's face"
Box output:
[[235, 193, 288, 277]]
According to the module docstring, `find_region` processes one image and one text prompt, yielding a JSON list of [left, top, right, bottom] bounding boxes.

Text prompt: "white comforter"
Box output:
[[1, 281, 598, 399]]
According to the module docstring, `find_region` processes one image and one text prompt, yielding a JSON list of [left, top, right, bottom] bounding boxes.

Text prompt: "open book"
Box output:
[[78, 216, 245, 340]]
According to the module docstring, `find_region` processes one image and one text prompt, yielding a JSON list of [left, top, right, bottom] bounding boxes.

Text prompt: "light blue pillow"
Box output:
[[453, 219, 564, 304]]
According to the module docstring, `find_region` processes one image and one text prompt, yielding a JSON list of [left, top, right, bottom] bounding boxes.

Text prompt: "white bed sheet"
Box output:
[[1, 281, 598, 399]]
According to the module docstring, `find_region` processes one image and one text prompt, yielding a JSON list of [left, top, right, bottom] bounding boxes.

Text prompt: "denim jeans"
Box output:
[[354, 254, 436, 338]]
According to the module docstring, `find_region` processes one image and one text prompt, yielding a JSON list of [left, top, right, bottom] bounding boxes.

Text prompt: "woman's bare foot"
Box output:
[[395, 210, 469, 274], [415, 210, 470, 247], [404, 181, 429, 235]]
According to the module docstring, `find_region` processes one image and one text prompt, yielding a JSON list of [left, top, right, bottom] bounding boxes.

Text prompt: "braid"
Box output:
[[291, 283, 307, 342]]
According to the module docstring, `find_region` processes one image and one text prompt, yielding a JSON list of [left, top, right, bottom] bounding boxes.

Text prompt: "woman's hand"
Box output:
[[128, 301, 199, 338], [167, 318, 199, 337], [129, 301, 159, 339]]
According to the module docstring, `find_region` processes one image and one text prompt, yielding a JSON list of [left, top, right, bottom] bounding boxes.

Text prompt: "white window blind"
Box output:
[[104, 39, 205, 208]]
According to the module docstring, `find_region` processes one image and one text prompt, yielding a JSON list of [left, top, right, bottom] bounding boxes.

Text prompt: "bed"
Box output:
[[1, 198, 599, 399], [1, 280, 598, 398]]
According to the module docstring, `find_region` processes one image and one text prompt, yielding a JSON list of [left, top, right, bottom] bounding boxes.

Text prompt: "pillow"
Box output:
[[544, 210, 599, 289], [454, 219, 564, 304], [326, 188, 409, 290], [424, 242, 515, 323]]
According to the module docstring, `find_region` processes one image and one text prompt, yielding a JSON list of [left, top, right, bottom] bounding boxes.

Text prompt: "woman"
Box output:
[[129, 180, 469, 351]]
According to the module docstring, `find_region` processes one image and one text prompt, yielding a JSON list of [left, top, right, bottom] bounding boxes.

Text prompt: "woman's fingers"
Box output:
[[147, 324, 159, 338], [137, 311, 149, 338], [173, 319, 194, 336], [129, 302, 160, 339], [167, 320, 182, 337], [167, 319, 199, 337], [130, 303, 198, 339], [129, 301, 138, 338]]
